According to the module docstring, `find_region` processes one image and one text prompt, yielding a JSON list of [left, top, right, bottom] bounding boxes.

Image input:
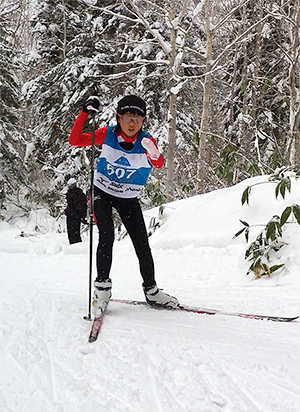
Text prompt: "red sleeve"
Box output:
[[147, 136, 164, 169], [69, 111, 107, 147], [149, 154, 164, 169]]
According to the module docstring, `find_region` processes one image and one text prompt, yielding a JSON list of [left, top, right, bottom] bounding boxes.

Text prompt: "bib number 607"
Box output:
[[107, 163, 136, 180]]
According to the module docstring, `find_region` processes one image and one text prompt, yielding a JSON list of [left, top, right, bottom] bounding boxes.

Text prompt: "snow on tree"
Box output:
[[0, 0, 27, 212], [215, 0, 300, 186], [2, 0, 299, 217]]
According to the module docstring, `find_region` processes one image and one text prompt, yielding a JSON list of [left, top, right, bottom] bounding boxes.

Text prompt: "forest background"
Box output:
[[1, 0, 299, 220]]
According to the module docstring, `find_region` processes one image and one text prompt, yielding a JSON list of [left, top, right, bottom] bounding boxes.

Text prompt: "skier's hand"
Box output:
[[141, 138, 160, 160], [83, 96, 100, 113]]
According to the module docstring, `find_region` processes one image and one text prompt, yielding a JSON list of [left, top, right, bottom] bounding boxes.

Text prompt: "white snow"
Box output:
[[193, 0, 206, 19], [1, 175, 299, 412]]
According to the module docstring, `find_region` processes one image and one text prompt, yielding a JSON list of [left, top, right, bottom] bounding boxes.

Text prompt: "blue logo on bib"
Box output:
[[115, 156, 131, 166]]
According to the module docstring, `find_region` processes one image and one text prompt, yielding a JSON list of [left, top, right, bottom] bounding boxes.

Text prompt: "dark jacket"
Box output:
[[65, 187, 87, 220]]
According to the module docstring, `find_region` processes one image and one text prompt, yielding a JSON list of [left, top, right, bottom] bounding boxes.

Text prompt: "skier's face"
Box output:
[[118, 112, 145, 138]]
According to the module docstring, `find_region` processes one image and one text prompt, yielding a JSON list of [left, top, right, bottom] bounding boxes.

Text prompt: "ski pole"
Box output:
[[84, 111, 96, 321]]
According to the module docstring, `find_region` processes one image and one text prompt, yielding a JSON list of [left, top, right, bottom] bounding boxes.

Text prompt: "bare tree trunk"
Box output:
[[62, 0, 67, 60], [289, 3, 300, 166], [167, 91, 177, 200], [166, 0, 177, 201], [252, 0, 265, 172], [197, 0, 212, 194]]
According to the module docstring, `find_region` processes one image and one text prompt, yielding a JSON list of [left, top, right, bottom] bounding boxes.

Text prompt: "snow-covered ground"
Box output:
[[0, 175, 299, 412]]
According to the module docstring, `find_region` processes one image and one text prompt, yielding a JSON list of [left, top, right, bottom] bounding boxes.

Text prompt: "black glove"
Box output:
[[82, 96, 100, 113]]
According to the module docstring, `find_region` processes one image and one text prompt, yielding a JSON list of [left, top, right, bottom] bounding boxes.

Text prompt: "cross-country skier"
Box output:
[[69, 94, 179, 312]]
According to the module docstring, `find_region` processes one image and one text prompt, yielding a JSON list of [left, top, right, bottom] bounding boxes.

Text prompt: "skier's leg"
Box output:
[[93, 187, 115, 281], [116, 197, 155, 287], [116, 197, 179, 307]]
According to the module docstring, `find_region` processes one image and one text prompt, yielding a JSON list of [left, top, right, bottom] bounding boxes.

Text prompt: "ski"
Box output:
[[88, 305, 107, 343], [111, 298, 299, 323]]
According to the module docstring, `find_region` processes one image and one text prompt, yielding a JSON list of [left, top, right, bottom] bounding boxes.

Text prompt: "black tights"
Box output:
[[93, 186, 155, 288]]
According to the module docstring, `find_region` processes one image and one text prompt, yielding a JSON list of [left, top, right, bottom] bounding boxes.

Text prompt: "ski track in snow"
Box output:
[[1, 250, 299, 412], [1, 176, 300, 412]]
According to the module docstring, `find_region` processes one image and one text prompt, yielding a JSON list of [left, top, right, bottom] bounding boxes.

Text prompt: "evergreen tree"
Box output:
[[217, 0, 297, 184], [0, 1, 26, 212], [12, 0, 298, 217], [24, 0, 205, 204]]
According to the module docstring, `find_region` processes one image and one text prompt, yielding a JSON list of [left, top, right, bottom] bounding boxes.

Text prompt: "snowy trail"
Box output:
[[1, 176, 300, 412], [1, 247, 299, 412]]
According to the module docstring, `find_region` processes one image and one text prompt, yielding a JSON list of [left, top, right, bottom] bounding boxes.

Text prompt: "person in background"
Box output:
[[64, 178, 87, 244], [69, 94, 179, 311]]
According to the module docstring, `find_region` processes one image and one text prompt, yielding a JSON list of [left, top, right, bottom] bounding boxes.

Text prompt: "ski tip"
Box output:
[[268, 315, 299, 322]]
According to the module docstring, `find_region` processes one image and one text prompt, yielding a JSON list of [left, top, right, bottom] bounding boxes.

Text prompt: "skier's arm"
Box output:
[[141, 137, 164, 169], [69, 111, 107, 147]]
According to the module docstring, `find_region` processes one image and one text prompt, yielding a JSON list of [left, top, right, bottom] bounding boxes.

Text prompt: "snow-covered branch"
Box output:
[[212, 14, 271, 69]]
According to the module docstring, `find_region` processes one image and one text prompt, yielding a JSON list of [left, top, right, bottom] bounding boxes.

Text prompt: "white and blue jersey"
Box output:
[[94, 126, 153, 198]]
